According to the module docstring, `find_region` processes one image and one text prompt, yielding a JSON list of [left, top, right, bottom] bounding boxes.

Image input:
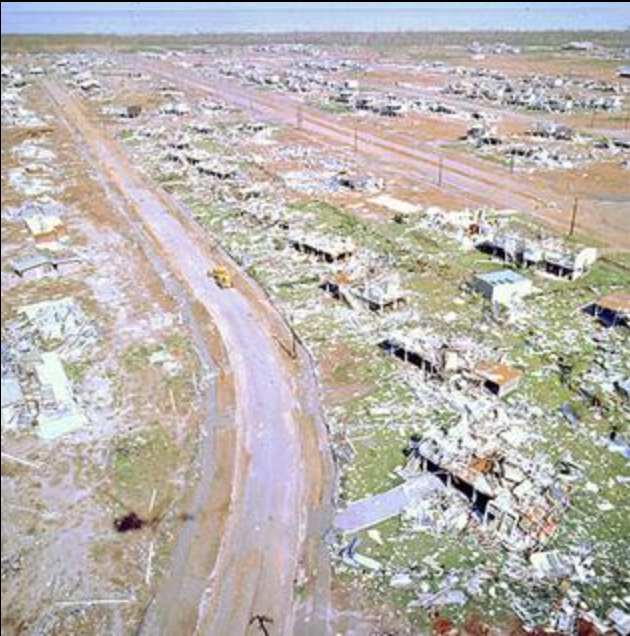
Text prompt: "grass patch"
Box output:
[[111, 426, 180, 514]]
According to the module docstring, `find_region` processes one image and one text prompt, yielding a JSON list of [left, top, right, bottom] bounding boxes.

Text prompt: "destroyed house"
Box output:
[[477, 233, 537, 265], [166, 135, 191, 150], [323, 273, 407, 313], [587, 293, 630, 328], [616, 379, 630, 404], [382, 333, 469, 379], [333, 89, 355, 104], [609, 609, 630, 636], [335, 171, 383, 193], [78, 77, 101, 93], [105, 104, 142, 120], [1, 341, 13, 375], [18, 297, 98, 352], [466, 123, 502, 146], [239, 184, 269, 201], [200, 100, 225, 112], [1, 340, 85, 436], [24, 214, 65, 242], [404, 433, 568, 551], [119, 104, 142, 119], [290, 233, 356, 263], [543, 246, 598, 281], [473, 360, 523, 398], [241, 121, 268, 134], [379, 99, 407, 117], [384, 331, 523, 398], [187, 121, 214, 135], [239, 202, 282, 226], [354, 276, 407, 312], [476, 233, 598, 281], [321, 272, 354, 299], [355, 94, 378, 111], [34, 352, 86, 441], [184, 149, 212, 166], [530, 122, 575, 141], [197, 161, 238, 180], [160, 102, 191, 117]]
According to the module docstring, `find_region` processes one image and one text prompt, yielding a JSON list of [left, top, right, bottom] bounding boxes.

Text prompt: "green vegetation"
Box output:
[[64, 359, 92, 384], [111, 426, 180, 514], [3, 30, 628, 54]]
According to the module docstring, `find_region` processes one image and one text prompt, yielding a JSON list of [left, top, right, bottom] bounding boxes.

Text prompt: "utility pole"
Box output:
[[438, 156, 444, 187], [353, 123, 359, 154], [569, 196, 579, 237], [510, 152, 515, 174]]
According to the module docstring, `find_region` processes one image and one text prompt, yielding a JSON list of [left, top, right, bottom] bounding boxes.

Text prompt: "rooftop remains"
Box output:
[[473, 360, 524, 398], [587, 293, 630, 328], [290, 232, 356, 263], [24, 213, 65, 242]]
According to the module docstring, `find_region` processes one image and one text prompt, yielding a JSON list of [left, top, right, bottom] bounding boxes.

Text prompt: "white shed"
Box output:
[[474, 270, 533, 305]]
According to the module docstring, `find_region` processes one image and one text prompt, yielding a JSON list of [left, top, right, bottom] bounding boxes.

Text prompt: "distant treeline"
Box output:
[[2, 30, 628, 53]]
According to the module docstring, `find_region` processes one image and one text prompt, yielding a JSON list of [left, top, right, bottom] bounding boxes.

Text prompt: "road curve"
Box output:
[[44, 80, 330, 636]]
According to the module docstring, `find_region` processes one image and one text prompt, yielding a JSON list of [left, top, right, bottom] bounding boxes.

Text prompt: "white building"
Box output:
[[473, 270, 533, 305]]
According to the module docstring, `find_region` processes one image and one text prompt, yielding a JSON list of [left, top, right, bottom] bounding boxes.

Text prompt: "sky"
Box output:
[[1, 2, 629, 32], [1, 1, 629, 15]]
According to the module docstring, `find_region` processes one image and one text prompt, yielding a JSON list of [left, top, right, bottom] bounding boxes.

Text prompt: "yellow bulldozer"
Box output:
[[210, 266, 233, 289]]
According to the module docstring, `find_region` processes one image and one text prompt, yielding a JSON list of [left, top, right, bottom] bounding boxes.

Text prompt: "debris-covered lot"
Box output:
[[2, 32, 629, 636], [2, 63, 206, 635]]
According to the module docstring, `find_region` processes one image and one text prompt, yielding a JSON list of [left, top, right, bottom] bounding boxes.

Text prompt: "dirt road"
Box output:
[[44, 80, 332, 636], [131, 57, 630, 249]]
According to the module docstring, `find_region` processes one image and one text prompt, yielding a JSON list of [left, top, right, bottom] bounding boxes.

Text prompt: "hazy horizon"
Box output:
[[2, 2, 630, 35]]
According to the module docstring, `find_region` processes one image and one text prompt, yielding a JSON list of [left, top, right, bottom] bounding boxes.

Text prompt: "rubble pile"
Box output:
[[464, 121, 630, 170], [1, 297, 98, 439], [401, 419, 572, 553], [445, 72, 626, 114]]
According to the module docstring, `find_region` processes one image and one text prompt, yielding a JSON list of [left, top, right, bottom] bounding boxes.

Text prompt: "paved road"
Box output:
[[44, 80, 328, 636]]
